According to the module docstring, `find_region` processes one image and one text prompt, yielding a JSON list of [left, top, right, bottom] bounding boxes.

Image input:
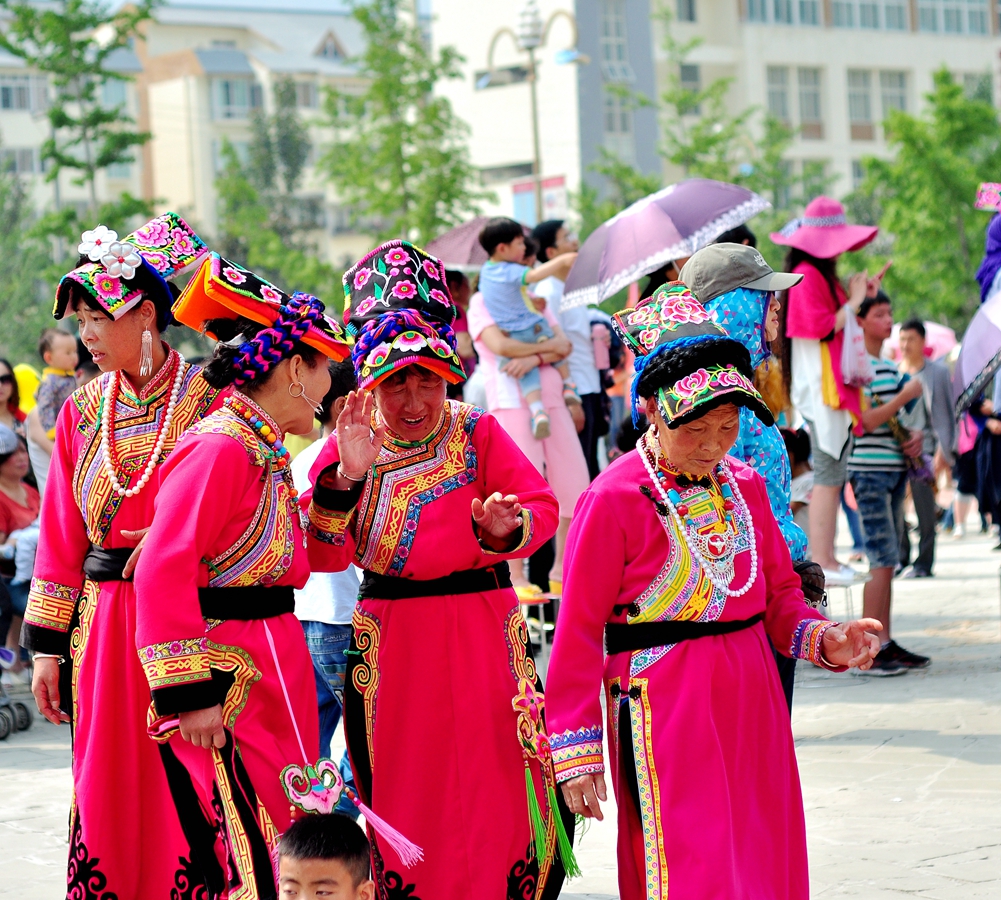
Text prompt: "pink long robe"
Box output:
[[133, 399, 334, 900], [305, 400, 571, 899], [546, 450, 840, 900], [21, 351, 225, 899]]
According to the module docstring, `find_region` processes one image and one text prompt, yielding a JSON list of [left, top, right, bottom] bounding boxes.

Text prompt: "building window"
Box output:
[[773, 0, 793, 23], [832, 0, 855, 25], [295, 81, 318, 109], [213, 78, 261, 120], [799, 0, 820, 23], [859, 1, 880, 25], [212, 139, 251, 173], [0, 147, 39, 174], [884, 0, 908, 28], [0, 75, 31, 110], [677, 0, 697, 21], [767, 66, 790, 123], [879, 71, 907, 116], [852, 160, 866, 189], [848, 69, 874, 140], [748, 0, 767, 20], [679, 64, 701, 114], [798, 68, 823, 139], [106, 162, 131, 179], [918, 0, 988, 31], [600, 0, 633, 81], [603, 90, 635, 161]]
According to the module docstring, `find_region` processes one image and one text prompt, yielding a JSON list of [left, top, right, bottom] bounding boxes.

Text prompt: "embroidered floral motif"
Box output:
[[656, 365, 759, 425], [24, 578, 80, 632], [138, 638, 211, 691], [791, 617, 833, 666], [550, 726, 604, 781]]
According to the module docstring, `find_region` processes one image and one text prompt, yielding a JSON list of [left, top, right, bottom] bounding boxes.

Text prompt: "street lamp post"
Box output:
[[480, 0, 587, 224]]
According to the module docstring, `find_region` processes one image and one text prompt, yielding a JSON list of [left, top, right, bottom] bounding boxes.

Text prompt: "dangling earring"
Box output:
[[288, 382, 305, 399], [139, 328, 153, 378]]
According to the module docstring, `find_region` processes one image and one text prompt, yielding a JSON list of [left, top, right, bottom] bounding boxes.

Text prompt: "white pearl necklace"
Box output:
[[100, 352, 186, 498], [638, 431, 758, 598]]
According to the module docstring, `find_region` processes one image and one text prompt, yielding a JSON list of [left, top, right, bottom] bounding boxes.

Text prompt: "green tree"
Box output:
[[0, 167, 56, 361], [0, 0, 156, 225], [852, 68, 1001, 326], [216, 143, 339, 308], [321, 0, 486, 244]]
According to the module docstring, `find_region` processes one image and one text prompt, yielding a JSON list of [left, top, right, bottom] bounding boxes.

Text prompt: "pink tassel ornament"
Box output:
[[345, 787, 424, 868]]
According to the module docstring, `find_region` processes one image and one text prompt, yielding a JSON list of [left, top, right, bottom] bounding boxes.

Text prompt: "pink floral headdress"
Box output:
[[54, 212, 208, 322]]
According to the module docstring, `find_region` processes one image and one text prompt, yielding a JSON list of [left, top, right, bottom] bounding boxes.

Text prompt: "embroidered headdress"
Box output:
[[343, 240, 465, 390], [54, 213, 208, 327], [611, 282, 773, 428], [173, 254, 350, 383]]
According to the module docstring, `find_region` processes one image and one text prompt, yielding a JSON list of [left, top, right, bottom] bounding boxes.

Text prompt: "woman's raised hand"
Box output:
[[335, 390, 387, 479], [471, 492, 523, 550], [561, 773, 607, 821], [821, 618, 883, 669]]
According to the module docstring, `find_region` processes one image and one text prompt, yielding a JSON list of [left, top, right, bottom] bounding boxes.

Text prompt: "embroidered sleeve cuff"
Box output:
[[790, 618, 846, 671], [23, 578, 81, 635], [476, 509, 535, 555], [139, 638, 217, 713], [550, 725, 605, 783]]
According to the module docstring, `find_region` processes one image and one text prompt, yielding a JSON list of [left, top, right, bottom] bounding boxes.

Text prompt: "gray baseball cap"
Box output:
[[680, 243, 803, 304]]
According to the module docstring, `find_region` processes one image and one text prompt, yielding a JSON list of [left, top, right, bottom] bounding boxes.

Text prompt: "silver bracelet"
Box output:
[[337, 464, 366, 483], [32, 652, 64, 663]]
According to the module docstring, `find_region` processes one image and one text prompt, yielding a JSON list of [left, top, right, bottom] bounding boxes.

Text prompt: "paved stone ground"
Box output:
[[2, 528, 999, 898]]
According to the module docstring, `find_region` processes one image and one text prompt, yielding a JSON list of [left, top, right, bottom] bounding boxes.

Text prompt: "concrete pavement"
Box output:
[[2, 528, 999, 898]]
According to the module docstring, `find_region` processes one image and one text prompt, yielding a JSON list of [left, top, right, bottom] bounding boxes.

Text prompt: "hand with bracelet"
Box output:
[[330, 389, 387, 488]]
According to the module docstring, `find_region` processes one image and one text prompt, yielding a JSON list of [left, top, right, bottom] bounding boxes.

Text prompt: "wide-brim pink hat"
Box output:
[[770, 196, 877, 259]]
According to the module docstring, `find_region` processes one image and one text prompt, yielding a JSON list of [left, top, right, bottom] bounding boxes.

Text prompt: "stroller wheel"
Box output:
[[0, 707, 13, 740], [12, 701, 31, 731]]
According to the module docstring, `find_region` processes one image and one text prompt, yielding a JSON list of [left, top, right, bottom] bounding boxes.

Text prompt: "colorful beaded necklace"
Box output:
[[639, 428, 758, 597]]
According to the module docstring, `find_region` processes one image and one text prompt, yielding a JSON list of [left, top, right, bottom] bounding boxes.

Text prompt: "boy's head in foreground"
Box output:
[[278, 814, 375, 900]]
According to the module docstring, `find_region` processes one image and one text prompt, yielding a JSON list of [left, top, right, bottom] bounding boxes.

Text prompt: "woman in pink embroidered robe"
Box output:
[[133, 268, 352, 900], [22, 354, 224, 898], [305, 399, 570, 898], [545, 283, 881, 900]]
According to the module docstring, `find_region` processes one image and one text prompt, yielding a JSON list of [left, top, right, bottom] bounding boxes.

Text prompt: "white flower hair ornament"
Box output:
[[101, 241, 144, 280], [78, 225, 119, 262]]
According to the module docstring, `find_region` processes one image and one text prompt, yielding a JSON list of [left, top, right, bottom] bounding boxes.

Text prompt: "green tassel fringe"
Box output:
[[547, 781, 582, 878], [525, 765, 550, 865]]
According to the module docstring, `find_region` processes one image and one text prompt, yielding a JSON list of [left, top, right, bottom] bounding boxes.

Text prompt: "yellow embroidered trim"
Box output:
[[25, 578, 80, 631], [138, 638, 212, 690]]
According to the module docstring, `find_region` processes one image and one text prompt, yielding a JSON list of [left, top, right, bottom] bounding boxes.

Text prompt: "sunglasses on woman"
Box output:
[[0, 374, 13, 385]]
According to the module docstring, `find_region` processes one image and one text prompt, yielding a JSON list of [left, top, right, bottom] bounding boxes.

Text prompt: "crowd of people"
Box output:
[[0, 195, 994, 900]]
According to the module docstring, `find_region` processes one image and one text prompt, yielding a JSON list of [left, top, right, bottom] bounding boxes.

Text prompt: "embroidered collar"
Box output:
[[117, 345, 180, 405]]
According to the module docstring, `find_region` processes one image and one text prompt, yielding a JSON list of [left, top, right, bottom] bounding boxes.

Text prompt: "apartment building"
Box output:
[[430, 0, 662, 226], [667, 0, 1001, 196], [0, 1, 372, 269]]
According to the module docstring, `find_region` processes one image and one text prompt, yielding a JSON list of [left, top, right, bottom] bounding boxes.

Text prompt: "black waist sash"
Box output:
[[359, 562, 512, 600], [604, 612, 765, 655], [83, 546, 133, 582], [198, 585, 295, 620]]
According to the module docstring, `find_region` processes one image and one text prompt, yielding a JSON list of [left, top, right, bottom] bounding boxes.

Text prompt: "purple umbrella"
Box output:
[[953, 292, 1001, 413], [561, 179, 770, 310]]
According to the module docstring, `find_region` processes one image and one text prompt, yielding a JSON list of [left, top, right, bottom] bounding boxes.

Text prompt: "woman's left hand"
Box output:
[[821, 618, 882, 669], [471, 492, 523, 550]]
